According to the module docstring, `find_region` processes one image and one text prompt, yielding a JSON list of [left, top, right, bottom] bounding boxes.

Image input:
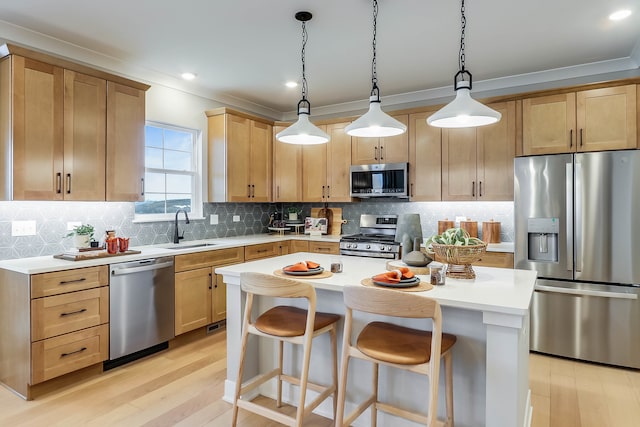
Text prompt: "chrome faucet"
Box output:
[[173, 209, 190, 244]]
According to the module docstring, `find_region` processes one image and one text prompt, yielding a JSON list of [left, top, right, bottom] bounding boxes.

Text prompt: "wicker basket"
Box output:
[[428, 242, 487, 279]]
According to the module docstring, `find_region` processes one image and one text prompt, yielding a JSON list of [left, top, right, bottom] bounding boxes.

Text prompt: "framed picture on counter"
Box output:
[[304, 217, 328, 235]]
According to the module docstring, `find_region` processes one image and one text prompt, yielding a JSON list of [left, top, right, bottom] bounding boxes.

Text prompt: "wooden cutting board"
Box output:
[[311, 208, 345, 236]]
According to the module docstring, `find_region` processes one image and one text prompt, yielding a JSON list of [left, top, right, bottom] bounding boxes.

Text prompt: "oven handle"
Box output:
[[535, 284, 638, 300]]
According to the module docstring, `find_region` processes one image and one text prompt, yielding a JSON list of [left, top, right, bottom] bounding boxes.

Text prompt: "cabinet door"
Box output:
[[106, 82, 145, 201], [409, 111, 441, 201], [12, 56, 64, 200], [379, 114, 409, 163], [273, 125, 302, 202], [302, 143, 327, 202], [249, 120, 272, 202], [476, 101, 516, 201], [175, 267, 212, 335], [577, 85, 637, 152], [212, 273, 226, 323], [63, 71, 106, 201], [289, 240, 310, 253], [326, 122, 352, 202], [522, 93, 576, 155], [351, 136, 380, 165], [442, 127, 477, 201], [225, 114, 251, 201]]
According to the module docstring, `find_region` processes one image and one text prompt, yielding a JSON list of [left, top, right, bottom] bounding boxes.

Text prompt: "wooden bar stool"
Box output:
[[336, 285, 457, 427], [232, 272, 341, 427]]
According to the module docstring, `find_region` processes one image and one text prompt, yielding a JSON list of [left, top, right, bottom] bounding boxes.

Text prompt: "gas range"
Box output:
[[339, 214, 400, 259]]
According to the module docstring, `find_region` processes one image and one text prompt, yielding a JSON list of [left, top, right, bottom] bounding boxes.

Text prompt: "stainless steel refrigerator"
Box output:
[[515, 150, 640, 369]]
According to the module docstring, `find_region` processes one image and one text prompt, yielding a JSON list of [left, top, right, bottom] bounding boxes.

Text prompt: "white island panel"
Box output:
[[217, 252, 536, 427]]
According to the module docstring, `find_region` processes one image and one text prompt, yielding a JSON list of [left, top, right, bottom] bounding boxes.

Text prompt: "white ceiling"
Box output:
[[1, 0, 639, 120]]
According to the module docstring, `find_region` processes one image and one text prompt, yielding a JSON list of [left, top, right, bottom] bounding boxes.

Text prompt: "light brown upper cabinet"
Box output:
[[0, 44, 149, 201], [442, 101, 516, 201], [522, 85, 637, 155], [207, 108, 272, 202], [351, 114, 409, 165], [302, 122, 352, 202], [106, 82, 146, 201], [272, 125, 302, 202], [408, 110, 442, 201]]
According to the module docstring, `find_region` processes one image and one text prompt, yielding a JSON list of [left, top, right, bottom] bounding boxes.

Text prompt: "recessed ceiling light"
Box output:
[[181, 72, 196, 80], [285, 81, 298, 88], [609, 9, 632, 21]]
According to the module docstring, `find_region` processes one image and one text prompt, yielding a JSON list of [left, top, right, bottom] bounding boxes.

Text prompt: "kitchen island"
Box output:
[[217, 252, 537, 427]]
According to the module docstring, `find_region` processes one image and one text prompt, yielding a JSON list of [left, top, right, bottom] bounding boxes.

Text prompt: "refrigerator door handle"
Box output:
[[535, 284, 638, 300], [566, 162, 574, 272], [574, 161, 582, 272]]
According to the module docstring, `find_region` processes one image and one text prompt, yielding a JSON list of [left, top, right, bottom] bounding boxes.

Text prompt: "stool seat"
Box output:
[[357, 321, 457, 365], [256, 306, 342, 337]]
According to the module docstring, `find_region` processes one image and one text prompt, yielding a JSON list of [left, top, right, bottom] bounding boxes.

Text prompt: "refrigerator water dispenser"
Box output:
[[527, 218, 559, 262]]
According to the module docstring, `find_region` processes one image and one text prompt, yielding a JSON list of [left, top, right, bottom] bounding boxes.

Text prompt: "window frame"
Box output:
[[133, 121, 203, 223]]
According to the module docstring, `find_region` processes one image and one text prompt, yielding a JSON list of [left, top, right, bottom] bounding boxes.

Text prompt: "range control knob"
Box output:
[[366, 244, 371, 249], [379, 245, 386, 251]]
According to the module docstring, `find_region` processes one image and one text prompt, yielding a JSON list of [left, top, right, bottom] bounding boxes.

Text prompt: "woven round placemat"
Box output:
[[273, 269, 333, 279], [360, 278, 434, 292]]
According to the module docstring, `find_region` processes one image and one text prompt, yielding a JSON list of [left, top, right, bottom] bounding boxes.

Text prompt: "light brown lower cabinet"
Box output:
[[174, 247, 244, 335], [309, 241, 340, 255], [289, 240, 310, 253], [475, 251, 514, 268], [244, 241, 288, 260], [31, 324, 108, 384]]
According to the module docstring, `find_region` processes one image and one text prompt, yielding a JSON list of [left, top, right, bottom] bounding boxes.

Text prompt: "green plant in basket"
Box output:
[[425, 227, 484, 247], [425, 228, 487, 279]]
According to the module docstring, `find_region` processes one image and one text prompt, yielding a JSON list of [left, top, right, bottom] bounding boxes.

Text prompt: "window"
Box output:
[[134, 122, 202, 221]]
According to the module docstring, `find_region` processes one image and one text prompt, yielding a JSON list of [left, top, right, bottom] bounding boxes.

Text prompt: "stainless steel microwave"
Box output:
[[350, 162, 409, 198]]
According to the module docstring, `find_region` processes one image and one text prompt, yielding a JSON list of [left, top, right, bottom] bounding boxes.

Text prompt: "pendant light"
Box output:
[[428, 0, 501, 128], [276, 11, 329, 145], [345, 0, 406, 138]]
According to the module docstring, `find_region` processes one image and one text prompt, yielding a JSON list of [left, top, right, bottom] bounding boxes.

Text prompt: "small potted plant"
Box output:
[[287, 207, 302, 221], [65, 224, 95, 249]]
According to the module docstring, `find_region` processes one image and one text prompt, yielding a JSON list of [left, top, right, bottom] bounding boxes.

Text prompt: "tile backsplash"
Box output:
[[0, 200, 513, 260]]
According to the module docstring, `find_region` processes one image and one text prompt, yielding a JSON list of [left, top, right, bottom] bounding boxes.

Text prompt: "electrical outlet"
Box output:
[[210, 214, 219, 225], [233, 215, 240, 222], [11, 220, 36, 236]]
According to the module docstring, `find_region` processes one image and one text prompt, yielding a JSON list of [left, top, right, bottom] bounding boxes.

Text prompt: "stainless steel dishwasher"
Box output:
[[108, 256, 175, 366]]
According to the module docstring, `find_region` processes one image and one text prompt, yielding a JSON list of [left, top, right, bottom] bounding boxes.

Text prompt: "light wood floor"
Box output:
[[1, 330, 639, 426]]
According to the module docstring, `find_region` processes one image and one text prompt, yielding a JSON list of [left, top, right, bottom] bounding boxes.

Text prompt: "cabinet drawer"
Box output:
[[245, 242, 280, 260], [309, 241, 340, 255], [31, 287, 109, 341], [31, 324, 108, 384], [175, 247, 244, 272], [475, 251, 514, 268], [31, 266, 108, 298]]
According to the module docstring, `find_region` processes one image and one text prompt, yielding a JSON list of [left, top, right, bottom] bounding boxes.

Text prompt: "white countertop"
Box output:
[[0, 233, 512, 275], [216, 252, 536, 316]]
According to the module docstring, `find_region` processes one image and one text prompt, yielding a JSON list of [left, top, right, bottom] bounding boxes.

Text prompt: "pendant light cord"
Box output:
[[459, 0, 466, 72], [300, 19, 308, 101], [370, 0, 380, 99]]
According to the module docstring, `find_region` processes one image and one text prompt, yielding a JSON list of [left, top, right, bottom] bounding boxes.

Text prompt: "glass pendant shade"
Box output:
[[427, 81, 501, 128], [276, 106, 330, 145], [345, 95, 407, 137]]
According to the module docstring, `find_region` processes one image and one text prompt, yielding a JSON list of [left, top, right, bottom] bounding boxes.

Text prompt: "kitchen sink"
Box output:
[[164, 243, 217, 250]]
